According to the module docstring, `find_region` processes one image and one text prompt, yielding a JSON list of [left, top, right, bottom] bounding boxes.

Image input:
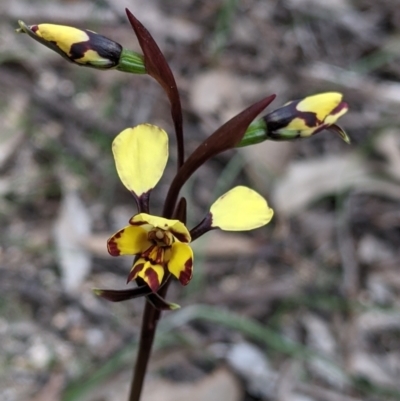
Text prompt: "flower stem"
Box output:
[[127, 280, 171, 401]]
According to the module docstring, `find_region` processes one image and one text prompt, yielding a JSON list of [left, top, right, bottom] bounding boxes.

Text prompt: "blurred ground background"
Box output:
[[1, 0, 400, 400]]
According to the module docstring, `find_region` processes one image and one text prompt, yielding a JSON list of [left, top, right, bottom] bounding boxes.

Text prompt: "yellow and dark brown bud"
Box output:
[[17, 21, 146, 73], [238, 92, 350, 147], [264, 92, 349, 141]]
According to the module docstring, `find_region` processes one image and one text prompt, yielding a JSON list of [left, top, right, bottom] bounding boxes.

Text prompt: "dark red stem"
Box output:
[[127, 280, 171, 401]]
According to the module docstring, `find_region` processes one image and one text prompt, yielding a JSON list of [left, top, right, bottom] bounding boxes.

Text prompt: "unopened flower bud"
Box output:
[[239, 92, 350, 147], [17, 21, 145, 74]]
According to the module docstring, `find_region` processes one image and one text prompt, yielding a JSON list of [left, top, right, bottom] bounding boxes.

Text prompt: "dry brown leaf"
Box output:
[[349, 353, 397, 387], [357, 310, 400, 334], [375, 129, 400, 181], [30, 373, 64, 401], [192, 230, 258, 257], [303, 314, 349, 389], [53, 190, 92, 293], [141, 367, 242, 401], [272, 154, 367, 215], [273, 153, 400, 215], [357, 235, 394, 265], [242, 140, 294, 191], [226, 342, 278, 399], [190, 70, 286, 123], [0, 92, 27, 169]]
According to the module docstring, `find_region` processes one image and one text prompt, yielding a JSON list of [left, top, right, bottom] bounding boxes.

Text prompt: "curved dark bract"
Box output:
[[125, 9, 184, 168]]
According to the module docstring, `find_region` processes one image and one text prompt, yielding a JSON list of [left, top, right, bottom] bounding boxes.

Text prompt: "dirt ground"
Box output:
[[1, 0, 400, 400]]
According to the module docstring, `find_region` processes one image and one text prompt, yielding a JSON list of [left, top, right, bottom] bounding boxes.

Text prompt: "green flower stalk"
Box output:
[[239, 92, 350, 147], [17, 20, 146, 74]]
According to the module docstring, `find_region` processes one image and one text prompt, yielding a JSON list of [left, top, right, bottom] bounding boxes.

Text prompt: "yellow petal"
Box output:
[[33, 24, 89, 56], [107, 225, 151, 256], [167, 242, 193, 285], [130, 213, 191, 243], [112, 124, 168, 197], [296, 92, 343, 122], [210, 186, 273, 231]]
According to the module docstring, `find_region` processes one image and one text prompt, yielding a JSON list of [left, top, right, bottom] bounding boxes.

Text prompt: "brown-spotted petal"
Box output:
[[167, 242, 193, 286], [107, 225, 151, 256], [128, 258, 165, 292]]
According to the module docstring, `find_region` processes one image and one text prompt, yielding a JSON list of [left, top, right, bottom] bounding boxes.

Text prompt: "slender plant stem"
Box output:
[[127, 280, 171, 401]]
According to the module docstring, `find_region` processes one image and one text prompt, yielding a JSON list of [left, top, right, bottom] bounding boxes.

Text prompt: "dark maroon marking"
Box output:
[[330, 101, 348, 115], [127, 262, 145, 283], [141, 245, 156, 259], [178, 258, 193, 286], [310, 123, 328, 135], [31, 25, 39, 33], [155, 247, 164, 264], [128, 216, 147, 226], [144, 267, 161, 292], [170, 229, 190, 243], [296, 111, 319, 127], [114, 231, 123, 239], [69, 30, 122, 68], [107, 237, 121, 256]]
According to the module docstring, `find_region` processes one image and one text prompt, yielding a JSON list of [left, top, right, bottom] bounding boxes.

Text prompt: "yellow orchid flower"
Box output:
[[107, 124, 274, 293], [108, 213, 193, 292]]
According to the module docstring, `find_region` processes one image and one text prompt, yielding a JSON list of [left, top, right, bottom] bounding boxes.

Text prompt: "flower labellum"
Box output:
[[17, 20, 146, 73]]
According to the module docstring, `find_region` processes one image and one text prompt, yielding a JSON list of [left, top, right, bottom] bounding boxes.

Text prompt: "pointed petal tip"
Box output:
[[16, 20, 25, 33], [146, 293, 181, 310], [329, 124, 351, 144]]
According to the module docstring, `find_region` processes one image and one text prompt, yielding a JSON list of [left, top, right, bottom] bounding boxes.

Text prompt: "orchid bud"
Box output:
[[239, 92, 350, 147], [17, 21, 145, 74]]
